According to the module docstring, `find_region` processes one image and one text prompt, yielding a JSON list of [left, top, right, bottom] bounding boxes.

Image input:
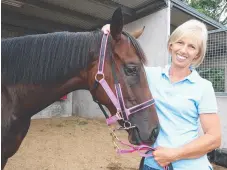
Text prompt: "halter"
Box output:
[[94, 33, 155, 126], [92, 33, 172, 170]]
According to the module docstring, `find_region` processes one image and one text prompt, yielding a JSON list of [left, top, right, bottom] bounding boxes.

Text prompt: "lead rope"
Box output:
[[109, 127, 173, 170]]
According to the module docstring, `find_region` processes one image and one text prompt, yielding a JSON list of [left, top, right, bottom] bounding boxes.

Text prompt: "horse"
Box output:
[[1, 8, 160, 169]]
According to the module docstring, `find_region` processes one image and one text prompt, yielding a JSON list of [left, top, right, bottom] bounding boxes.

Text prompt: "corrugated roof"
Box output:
[[1, 0, 226, 33], [1, 0, 167, 32]]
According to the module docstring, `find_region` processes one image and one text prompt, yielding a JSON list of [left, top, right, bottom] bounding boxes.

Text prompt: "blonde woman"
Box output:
[[102, 19, 221, 170]]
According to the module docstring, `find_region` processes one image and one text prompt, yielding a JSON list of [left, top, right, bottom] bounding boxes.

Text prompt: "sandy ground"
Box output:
[[4, 116, 226, 170]]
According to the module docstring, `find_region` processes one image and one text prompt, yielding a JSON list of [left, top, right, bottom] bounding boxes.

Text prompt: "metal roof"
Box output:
[[2, 0, 226, 34], [1, 0, 168, 33]]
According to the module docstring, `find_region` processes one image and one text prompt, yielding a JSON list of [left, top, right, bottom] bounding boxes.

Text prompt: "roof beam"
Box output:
[[124, 0, 167, 24], [18, 0, 105, 25], [91, 0, 135, 16], [2, 6, 83, 32], [136, 0, 167, 16], [2, 23, 46, 36]]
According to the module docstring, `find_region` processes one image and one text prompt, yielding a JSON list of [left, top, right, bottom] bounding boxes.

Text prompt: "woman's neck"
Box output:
[[169, 65, 191, 83]]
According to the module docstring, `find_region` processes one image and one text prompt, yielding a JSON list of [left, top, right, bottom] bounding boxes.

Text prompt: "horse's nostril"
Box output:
[[128, 127, 142, 145], [149, 125, 160, 143]]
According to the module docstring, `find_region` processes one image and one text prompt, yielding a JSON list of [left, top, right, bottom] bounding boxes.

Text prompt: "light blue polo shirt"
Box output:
[[144, 65, 218, 170]]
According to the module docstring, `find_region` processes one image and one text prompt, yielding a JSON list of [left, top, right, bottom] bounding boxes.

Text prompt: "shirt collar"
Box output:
[[161, 65, 199, 83]]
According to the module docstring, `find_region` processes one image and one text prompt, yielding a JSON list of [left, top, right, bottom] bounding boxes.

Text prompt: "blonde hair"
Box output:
[[168, 19, 208, 67]]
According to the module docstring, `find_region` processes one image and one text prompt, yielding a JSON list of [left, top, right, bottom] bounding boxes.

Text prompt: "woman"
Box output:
[[102, 19, 221, 170]]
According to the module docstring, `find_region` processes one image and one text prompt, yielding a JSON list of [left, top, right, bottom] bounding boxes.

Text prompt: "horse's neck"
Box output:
[[4, 74, 88, 118]]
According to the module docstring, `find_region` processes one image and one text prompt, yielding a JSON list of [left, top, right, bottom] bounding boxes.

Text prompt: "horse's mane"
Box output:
[[1, 30, 147, 85], [1, 31, 104, 84], [122, 31, 147, 64]]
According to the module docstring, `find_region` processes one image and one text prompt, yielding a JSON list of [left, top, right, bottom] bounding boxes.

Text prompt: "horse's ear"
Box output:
[[130, 26, 145, 39], [110, 7, 123, 41]]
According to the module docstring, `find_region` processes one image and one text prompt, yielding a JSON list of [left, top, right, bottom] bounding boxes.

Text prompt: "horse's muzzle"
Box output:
[[129, 125, 160, 145]]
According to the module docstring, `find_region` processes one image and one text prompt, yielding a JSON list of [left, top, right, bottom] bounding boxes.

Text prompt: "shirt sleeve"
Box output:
[[144, 66, 162, 84], [198, 81, 218, 114]]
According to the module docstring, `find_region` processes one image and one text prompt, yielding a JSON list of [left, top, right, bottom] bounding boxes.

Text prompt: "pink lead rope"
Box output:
[[110, 128, 169, 170]]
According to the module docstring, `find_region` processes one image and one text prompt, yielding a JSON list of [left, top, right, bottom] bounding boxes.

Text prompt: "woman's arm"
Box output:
[[176, 113, 221, 159], [153, 113, 221, 167]]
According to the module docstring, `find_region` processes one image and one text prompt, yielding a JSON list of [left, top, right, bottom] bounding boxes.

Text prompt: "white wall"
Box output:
[[124, 8, 170, 67], [32, 93, 73, 119], [72, 90, 106, 119]]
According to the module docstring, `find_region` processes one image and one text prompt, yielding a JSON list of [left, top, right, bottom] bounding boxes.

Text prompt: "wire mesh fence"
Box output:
[[197, 29, 227, 93]]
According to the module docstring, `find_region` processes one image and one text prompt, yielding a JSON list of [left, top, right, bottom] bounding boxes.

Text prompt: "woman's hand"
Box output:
[[153, 146, 180, 167], [101, 24, 110, 34]]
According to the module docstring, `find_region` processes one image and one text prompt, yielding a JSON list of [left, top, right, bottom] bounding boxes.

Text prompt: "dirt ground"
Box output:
[[5, 116, 227, 170]]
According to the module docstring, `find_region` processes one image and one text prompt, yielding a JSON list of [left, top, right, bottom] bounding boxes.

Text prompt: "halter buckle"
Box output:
[[95, 73, 105, 82]]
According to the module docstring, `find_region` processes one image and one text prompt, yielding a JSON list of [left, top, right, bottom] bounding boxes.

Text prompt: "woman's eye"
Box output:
[[189, 45, 195, 49], [177, 41, 183, 44]]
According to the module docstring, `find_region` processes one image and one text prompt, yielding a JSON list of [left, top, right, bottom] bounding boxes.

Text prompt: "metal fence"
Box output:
[[197, 28, 227, 94]]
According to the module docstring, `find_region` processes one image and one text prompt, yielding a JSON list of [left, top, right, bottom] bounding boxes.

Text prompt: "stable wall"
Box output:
[[32, 93, 73, 119]]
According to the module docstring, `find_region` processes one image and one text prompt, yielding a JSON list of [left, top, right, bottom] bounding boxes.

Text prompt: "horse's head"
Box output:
[[88, 8, 159, 145]]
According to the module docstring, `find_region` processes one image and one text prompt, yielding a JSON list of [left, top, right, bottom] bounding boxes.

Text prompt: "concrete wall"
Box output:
[[72, 90, 107, 119], [32, 93, 73, 119], [124, 8, 170, 67], [72, 8, 170, 119]]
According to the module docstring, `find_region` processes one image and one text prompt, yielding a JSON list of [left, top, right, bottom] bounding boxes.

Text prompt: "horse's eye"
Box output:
[[124, 65, 138, 76]]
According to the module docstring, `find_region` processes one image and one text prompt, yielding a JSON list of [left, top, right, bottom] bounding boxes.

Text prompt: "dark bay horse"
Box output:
[[1, 8, 159, 169]]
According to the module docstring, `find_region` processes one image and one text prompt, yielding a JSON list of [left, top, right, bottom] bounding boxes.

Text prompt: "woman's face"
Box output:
[[169, 35, 201, 69]]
